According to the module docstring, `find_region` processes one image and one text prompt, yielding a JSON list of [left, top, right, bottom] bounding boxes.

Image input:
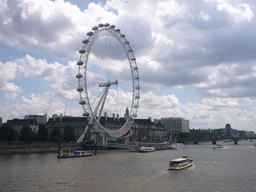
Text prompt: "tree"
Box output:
[[50, 127, 62, 142], [19, 126, 35, 143], [35, 124, 49, 142], [178, 132, 189, 139], [63, 126, 75, 142], [0, 123, 18, 142]]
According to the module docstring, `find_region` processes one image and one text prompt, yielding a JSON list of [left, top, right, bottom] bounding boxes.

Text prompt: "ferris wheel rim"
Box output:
[[76, 23, 140, 138]]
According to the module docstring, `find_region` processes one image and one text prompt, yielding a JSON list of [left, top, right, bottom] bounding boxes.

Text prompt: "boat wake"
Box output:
[[141, 169, 169, 185], [189, 164, 195, 170]]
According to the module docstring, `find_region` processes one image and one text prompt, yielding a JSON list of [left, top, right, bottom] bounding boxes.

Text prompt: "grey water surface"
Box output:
[[1, 140, 255, 192]]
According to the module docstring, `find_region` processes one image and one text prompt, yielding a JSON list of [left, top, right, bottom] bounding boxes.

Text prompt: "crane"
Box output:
[[64, 101, 67, 117], [44, 99, 52, 117]]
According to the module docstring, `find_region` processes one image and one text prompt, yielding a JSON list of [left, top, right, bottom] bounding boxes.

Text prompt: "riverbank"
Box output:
[[0, 143, 83, 155]]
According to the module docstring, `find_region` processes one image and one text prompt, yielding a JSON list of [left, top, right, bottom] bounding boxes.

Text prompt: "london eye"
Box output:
[[76, 23, 140, 142]]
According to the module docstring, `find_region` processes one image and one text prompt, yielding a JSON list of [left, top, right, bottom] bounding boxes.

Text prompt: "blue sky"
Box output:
[[1, 0, 256, 132]]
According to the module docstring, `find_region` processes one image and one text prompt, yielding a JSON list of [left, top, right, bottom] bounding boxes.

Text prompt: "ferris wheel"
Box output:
[[76, 23, 140, 140]]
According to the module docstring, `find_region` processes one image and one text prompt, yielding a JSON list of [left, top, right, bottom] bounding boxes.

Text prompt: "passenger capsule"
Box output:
[[135, 86, 140, 89], [87, 32, 93, 36], [76, 74, 83, 78], [109, 25, 115, 29], [77, 61, 83, 65], [115, 29, 121, 32], [135, 96, 140, 99], [92, 26, 98, 30], [132, 114, 137, 117], [128, 49, 133, 52], [131, 58, 136, 61], [133, 66, 138, 70], [98, 23, 104, 27], [76, 87, 84, 92], [134, 105, 139, 108], [79, 49, 86, 54], [82, 39, 89, 44], [120, 34, 125, 38], [83, 112, 89, 116], [135, 76, 140, 80], [104, 23, 110, 27], [79, 100, 86, 105], [124, 41, 129, 45]]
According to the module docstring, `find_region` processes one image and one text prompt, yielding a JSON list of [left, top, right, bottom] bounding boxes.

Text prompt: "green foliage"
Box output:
[[52, 134, 61, 143], [177, 132, 190, 139], [35, 124, 49, 142], [50, 127, 62, 142], [189, 130, 218, 140], [63, 126, 75, 142], [0, 123, 18, 142], [19, 125, 35, 143], [178, 130, 219, 142]]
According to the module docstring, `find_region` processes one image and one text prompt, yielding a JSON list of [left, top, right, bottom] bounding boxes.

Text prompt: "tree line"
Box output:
[[0, 123, 75, 143], [177, 129, 238, 142]]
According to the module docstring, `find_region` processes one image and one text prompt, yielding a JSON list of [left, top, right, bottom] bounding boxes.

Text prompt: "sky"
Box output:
[[1, 0, 256, 132]]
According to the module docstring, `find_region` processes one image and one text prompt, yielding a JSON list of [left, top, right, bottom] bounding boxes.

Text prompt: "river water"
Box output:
[[0, 140, 255, 192]]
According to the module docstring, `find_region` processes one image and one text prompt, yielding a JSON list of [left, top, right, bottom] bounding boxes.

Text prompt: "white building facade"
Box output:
[[24, 115, 47, 124], [155, 117, 189, 138]]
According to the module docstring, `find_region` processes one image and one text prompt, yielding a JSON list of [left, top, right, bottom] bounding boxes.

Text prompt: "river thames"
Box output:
[[0, 140, 255, 192]]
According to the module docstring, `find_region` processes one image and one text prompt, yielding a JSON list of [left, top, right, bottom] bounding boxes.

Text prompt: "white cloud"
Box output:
[[0, 60, 21, 99], [0, 93, 82, 120], [1, 82, 22, 99], [217, 2, 253, 22], [1, 0, 256, 132], [200, 11, 210, 21], [185, 97, 256, 129], [0, 54, 78, 100], [0, 0, 118, 57]]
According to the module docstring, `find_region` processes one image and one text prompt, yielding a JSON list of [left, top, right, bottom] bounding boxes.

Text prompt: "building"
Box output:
[[132, 118, 166, 142], [97, 113, 167, 142], [6, 119, 39, 133], [211, 128, 227, 135], [155, 117, 189, 138], [46, 112, 168, 142], [24, 115, 47, 124], [225, 124, 231, 136], [0, 117, 2, 126], [245, 131, 254, 138], [46, 115, 89, 140]]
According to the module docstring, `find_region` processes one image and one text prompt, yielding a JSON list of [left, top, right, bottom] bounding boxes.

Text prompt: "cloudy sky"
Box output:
[[1, 0, 256, 132]]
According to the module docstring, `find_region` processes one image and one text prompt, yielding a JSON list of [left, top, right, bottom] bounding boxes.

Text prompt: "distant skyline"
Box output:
[[1, 0, 256, 132]]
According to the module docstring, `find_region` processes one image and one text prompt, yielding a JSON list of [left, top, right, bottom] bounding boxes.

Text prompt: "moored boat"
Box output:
[[169, 156, 193, 170], [139, 146, 155, 153], [170, 143, 184, 150], [57, 150, 92, 158]]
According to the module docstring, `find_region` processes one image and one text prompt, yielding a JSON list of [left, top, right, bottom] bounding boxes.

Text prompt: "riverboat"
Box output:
[[212, 144, 223, 150], [170, 143, 184, 150], [57, 150, 92, 158], [139, 146, 155, 153], [169, 156, 193, 170]]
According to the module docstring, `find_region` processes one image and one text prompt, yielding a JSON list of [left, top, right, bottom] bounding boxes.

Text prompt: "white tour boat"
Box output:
[[169, 156, 193, 170], [139, 146, 155, 153], [212, 144, 223, 150]]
